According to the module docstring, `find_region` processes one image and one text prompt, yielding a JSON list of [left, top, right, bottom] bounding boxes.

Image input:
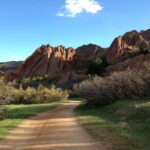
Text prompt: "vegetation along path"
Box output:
[[0, 101, 110, 150]]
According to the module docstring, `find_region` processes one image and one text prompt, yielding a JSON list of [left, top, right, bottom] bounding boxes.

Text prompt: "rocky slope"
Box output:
[[106, 54, 150, 73], [104, 29, 150, 64], [6, 29, 150, 87], [104, 29, 150, 73]]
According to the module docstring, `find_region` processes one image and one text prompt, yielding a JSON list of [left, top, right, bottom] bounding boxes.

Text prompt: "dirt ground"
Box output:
[[0, 101, 111, 150]]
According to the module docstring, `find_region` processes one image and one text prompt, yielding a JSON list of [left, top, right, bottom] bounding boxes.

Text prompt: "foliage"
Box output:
[[36, 84, 69, 104], [127, 47, 150, 58], [140, 47, 150, 55], [0, 77, 13, 104], [0, 77, 69, 105], [15, 75, 51, 89], [11, 85, 69, 104], [87, 58, 107, 75], [0, 106, 6, 120], [74, 63, 150, 105]]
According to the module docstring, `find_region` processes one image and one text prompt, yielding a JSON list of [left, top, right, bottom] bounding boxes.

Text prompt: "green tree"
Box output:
[[87, 58, 106, 75]]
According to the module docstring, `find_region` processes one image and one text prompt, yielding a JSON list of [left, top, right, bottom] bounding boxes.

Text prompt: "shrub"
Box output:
[[36, 85, 69, 103], [0, 77, 7, 118], [10, 87, 37, 104], [10, 85, 69, 104], [73, 63, 150, 105], [127, 48, 150, 58], [140, 48, 150, 55], [0, 77, 69, 104], [87, 58, 107, 75], [15, 75, 51, 89], [0, 77, 14, 104], [0, 106, 7, 120]]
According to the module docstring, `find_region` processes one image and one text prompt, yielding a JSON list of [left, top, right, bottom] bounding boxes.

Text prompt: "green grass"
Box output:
[[75, 99, 150, 150], [0, 101, 67, 140]]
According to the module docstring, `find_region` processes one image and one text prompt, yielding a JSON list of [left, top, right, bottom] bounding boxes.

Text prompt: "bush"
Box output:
[[10, 86, 37, 104], [87, 58, 107, 75], [0, 77, 69, 104], [15, 75, 51, 89], [0, 106, 6, 120], [36, 85, 69, 103], [140, 48, 150, 55], [10, 85, 69, 104], [0, 77, 14, 104], [127, 48, 150, 58], [73, 63, 150, 105]]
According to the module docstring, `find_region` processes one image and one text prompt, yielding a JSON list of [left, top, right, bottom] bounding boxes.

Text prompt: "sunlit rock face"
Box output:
[[15, 45, 76, 77], [104, 29, 150, 73], [5, 44, 104, 83], [5, 45, 88, 86], [104, 29, 150, 65]]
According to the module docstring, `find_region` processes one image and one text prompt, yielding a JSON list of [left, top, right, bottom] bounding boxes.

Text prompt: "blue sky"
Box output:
[[0, 0, 150, 62]]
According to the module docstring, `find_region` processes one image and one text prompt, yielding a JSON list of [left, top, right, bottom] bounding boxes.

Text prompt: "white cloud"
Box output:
[[57, 0, 103, 17]]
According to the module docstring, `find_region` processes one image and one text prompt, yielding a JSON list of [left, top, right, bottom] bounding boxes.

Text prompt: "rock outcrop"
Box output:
[[5, 29, 150, 86], [6, 44, 104, 83], [104, 29, 150, 65], [106, 54, 150, 73], [76, 44, 105, 62], [15, 45, 76, 77], [6, 45, 78, 83]]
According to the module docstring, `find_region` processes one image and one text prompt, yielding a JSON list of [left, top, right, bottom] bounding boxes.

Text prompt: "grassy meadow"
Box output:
[[76, 99, 150, 150]]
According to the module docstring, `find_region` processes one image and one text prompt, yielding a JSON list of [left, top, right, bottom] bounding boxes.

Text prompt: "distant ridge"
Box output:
[[0, 61, 22, 72]]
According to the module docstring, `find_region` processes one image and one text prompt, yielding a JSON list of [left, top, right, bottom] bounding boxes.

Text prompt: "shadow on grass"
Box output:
[[6, 104, 58, 120], [0, 102, 67, 140], [75, 99, 150, 150]]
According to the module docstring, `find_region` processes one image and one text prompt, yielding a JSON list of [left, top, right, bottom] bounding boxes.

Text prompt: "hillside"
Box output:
[[0, 61, 22, 72]]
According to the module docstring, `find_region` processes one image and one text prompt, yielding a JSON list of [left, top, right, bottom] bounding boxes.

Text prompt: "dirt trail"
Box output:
[[0, 101, 110, 150]]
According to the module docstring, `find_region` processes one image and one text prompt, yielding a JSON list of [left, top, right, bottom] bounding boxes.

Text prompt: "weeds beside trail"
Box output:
[[76, 99, 150, 150]]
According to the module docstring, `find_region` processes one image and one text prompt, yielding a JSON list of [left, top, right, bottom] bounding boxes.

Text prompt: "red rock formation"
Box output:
[[53, 71, 88, 88], [15, 45, 76, 77], [104, 30, 150, 64], [5, 29, 150, 85], [76, 44, 105, 62], [106, 54, 150, 73], [6, 44, 104, 82]]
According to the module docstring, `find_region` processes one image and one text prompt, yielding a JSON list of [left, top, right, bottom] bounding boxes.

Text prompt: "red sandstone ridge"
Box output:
[[76, 44, 105, 62], [104, 29, 150, 64], [6, 45, 77, 82], [5, 44, 104, 83], [106, 54, 150, 73], [104, 29, 150, 73], [5, 29, 150, 86], [16, 45, 76, 77]]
